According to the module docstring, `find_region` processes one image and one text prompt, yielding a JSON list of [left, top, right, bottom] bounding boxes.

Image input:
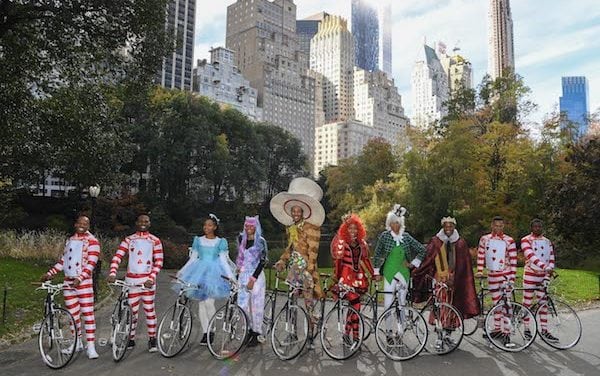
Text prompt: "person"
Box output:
[[373, 205, 427, 316], [270, 177, 325, 347], [175, 214, 235, 345], [331, 213, 374, 343], [412, 216, 480, 320], [41, 215, 101, 359], [236, 215, 268, 347], [107, 214, 164, 352], [475, 216, 517, 345], [521, 218, 558, 342]]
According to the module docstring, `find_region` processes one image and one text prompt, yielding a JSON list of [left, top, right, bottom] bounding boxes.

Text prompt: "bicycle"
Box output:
[[156, 275, 198, 357], [109, 279, 147, 362], [33, 281, 78, 369], [319, 281, 364, 360], [417, 276, 464, 355], [374, 277, 429, 361], [261, 269, 284, 342], [207, 275, 249, 360], [527, 273, 582, 349], [359, 280, 386, 341], [270, 272, 330, 360]]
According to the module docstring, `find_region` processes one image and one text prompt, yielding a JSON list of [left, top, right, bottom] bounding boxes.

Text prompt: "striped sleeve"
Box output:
[[507, 237, 518, 278], [548, 241, 556, 270], [47, 255, 65, 277], [149, 236, 164, 281], [79, 237, 100, 281], [476, 236, 486, 273], [521, 236, 547, 270], [109, 238, 130, 276]]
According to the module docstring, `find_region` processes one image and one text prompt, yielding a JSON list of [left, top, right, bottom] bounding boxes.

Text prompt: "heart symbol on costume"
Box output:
[[492, 257, 496, 261], [137, 259, 143, 264], [75, 262, 79, 266], [492, 249, 496, 253], [147, 261, 151, 265], [69, 257, 72, 260], [541, 246, 544, 249], [137, 250, 142, 256], [338, 244, 343, 249], [499, 259, 504, 264]]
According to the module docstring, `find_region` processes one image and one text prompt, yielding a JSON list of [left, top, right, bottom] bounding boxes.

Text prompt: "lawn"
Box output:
[[0, 258, 110, 344]]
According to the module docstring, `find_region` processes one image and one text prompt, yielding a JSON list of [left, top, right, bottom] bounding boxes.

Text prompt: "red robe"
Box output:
[[412, 235, 480, 319], [331, 235, 374, 293]]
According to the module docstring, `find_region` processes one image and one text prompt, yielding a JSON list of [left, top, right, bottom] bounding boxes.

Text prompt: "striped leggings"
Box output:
[[522, 271, 547, 330], [63, 278, 95, 344], [126, 276, 157, 340]]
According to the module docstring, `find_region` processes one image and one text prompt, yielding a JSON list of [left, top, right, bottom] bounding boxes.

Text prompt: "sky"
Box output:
[[193, 0, 600, 129]]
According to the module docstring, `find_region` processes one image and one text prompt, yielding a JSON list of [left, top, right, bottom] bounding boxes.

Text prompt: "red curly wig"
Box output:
[[338, 214, 366, 244]]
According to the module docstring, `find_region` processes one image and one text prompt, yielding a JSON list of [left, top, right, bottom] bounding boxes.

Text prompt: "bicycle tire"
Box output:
[[157, 303, 193, 357], [38, 307, 77, 369], [271, 304, 310, 360]]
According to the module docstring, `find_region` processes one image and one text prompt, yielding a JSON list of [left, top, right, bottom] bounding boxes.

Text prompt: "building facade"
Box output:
[[438, 43, 473, 94], [351, 0, 392, 76], [192, 47, 262, 121], [411, 42, 449, 128], [226, 0, 316, 158], [296, 12, 330, 70], [156, 0, 196, 90], [488, 0, 515, 80], [560, 76, 590, 137]]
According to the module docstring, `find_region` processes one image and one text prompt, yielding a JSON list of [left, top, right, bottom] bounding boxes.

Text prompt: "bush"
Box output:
[[162, 238, 190, 270]]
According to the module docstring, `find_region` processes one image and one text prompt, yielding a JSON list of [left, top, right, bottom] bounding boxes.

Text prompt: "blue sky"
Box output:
[[193, 0, 600, 130]]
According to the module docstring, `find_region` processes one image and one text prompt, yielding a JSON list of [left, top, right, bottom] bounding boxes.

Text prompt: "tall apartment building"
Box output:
[[488, 0, 515, 80], [296, 12, 330, 70], [192, 47, 262, 121], [351, 0, 392, 77], [411, 42, 449, 128], [226, 0, 316, 158], [560, 76, 590, 138], [156, 0, 196, 90], [438, 43, 473, 94]]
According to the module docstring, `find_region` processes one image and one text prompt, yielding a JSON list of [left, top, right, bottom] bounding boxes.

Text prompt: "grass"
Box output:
[[0, 257, 110, 344]]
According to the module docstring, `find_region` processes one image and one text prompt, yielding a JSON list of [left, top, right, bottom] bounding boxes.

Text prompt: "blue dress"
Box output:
[[175, 236, 233, 300]]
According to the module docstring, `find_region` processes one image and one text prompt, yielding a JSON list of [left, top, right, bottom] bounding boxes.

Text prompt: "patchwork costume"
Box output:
[[109, 231, 163, 341], [46, 231, 100, 351]]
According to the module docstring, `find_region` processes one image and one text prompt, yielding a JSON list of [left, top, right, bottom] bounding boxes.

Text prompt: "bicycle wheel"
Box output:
[[360, 297, 376, 341], [207, 304, 248, 360], [158, 303, 193, 357], [321, 303, 363, 360], [463, 315, 479, 336], [485, 301, 536, 352], [421, 302, 464, 355], [271, 304, 310, 360], [262, 294, 275, 338], [38, 307, 77, 369], [375, 305, 428, 361], [536, 299, 582, 350], [112, 304, 133, 362]]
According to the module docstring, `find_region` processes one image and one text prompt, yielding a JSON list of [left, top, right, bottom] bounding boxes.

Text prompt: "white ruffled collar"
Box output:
[[436, 229, 460, 243], [390, 230, 404, 244]]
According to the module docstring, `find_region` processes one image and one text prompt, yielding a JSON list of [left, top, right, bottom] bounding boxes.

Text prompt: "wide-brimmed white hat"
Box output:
[[270, 177, 325, 226]]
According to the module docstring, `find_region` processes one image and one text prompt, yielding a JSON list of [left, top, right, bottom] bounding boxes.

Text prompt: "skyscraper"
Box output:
[[226, 0, 316, 158], [411, 42, 449, 128], [156, 0, 196, 90], [560, 76, 590, 137], [439, 44, 473, 95], [351, 0, 392, 76], [296, 12, 330, 69], [488, 0, 514, 80]]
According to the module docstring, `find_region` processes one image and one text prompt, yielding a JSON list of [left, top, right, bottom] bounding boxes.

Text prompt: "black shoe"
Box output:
[[247, 333, 259, 347], [148, 337, 158, 353], [524, 329, 532, 340], [542, 331, 559, 343], [200, 333, 208, 345], [502, 334, 515, 348], [127, 339, 136, 349]]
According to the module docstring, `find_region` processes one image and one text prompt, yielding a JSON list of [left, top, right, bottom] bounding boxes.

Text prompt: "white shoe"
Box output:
[[87, 345, 99, 359], [76, 339, 84, 352]]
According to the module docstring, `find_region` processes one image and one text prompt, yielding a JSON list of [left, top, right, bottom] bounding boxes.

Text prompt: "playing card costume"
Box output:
[[45, 231, 100, 357], [373, 205, 427, 311], [270, 177, 325, 321], [236, 216, 268, 344], [109, 231, 163, 342]]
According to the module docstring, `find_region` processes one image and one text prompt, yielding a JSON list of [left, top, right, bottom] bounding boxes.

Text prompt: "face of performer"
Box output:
[[348, 223, 358, 241], [491, 219, 504, 235], [204, 218, 218, 238], [136, 215, 151, 232], [443, 222, 455, 237], [74, 216, 90, 234], [245, 223, 256, 239], [390, 221, 401, 234], [531, 221, 543, 237], [291, 206, 304, 224]]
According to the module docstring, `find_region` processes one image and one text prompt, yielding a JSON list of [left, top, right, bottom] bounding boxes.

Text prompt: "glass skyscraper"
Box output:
[[296, 12, 330, 69], [560, 76, 589, 137], [351, 0, 392, 76]]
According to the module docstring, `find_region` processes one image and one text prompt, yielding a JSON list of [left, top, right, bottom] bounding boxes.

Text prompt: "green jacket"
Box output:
[[373, 231, 427, 272]]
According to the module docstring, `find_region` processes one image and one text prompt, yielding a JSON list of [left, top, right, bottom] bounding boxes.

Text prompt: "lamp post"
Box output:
[[88, 185, 101, 295]]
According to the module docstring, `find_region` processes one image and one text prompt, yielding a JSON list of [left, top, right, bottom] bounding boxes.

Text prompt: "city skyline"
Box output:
[[193, 0, 599, 130]]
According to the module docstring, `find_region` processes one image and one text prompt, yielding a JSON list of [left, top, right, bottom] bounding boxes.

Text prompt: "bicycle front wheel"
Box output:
[[360, 297, 377, 341], [112, 304, 133, 362], [271, 304, 310, 360], [421, 302, 464, 355], [262, 294, 275, 339], [38, 307, 77, 369], [463, 315, 479, 336], [207, 304, 248, 360], [158, 303, 193, 357], [320, 303, 364, 360], [375, 306, 428, 361], [536, 299, 582, 350], [485, 301, 536, 352]]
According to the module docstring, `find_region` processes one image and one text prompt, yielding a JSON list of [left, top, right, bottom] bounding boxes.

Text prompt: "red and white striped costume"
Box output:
[[521, 233, 555, 330], [46, 231, 100, 344], [477, 232, 517, 332], [109, 232, 163, 340]]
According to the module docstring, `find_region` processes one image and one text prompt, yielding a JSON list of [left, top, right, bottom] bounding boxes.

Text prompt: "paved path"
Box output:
[[1, 272, 599, 376]]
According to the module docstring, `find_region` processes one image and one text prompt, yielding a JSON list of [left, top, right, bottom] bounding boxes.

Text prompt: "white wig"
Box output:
[[385, 204, 406, 233]]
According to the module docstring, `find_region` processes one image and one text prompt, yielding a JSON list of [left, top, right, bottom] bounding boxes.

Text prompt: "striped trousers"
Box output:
[[63, 278, 96, 344], [126, 276, 157, 340]]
